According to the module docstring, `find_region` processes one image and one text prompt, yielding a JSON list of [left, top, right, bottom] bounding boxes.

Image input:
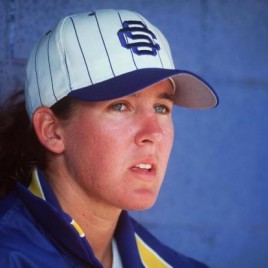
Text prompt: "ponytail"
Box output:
[[0, 90, 45, 198]]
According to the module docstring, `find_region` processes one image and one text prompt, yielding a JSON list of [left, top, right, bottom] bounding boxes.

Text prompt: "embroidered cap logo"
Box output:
[[118, 20, 160, 56]]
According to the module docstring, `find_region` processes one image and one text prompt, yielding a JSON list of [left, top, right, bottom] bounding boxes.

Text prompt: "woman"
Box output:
[[0, 9, 217, 268]]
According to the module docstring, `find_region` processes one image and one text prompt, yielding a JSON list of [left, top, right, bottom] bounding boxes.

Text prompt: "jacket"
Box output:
[[0, 169, 208, 268]]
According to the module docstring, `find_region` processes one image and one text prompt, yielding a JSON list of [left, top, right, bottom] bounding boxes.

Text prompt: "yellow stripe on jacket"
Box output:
[[135, 234, 172, 268]]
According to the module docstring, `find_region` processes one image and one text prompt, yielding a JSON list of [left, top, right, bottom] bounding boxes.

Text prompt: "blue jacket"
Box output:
[[0, 170, 208, 267]]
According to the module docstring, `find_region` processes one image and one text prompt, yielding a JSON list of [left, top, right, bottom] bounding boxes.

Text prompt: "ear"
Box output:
[[32, 107, 65, 154]]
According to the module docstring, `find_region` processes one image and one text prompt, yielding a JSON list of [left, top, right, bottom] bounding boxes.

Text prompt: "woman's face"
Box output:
[[59, 79, 174, 211]]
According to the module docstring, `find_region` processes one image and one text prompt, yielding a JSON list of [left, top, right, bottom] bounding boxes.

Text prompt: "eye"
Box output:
[[154, 104, 169, 114], [109, 103, 128, 112]]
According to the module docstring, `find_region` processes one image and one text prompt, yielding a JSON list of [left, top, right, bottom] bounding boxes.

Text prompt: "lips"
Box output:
[[131, 160, 157, 179], [134, 163, 152, 171]]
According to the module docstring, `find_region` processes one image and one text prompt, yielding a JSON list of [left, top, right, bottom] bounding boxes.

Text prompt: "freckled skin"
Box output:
[[52, 80, 174, 211]]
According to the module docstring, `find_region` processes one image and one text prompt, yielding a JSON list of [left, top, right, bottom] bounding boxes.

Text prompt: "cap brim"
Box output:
[[68, 68, 218, 109]]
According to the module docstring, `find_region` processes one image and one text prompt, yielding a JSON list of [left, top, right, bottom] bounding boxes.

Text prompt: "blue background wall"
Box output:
[[1, 1, 268, 267]]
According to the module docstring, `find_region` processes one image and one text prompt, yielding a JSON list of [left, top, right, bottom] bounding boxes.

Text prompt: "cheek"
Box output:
[[158, 123, 174, 174], [66, 121, 128, 173], [162, 120, 174, 152]]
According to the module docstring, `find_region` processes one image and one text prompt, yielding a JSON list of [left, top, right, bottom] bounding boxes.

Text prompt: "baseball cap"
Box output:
[[25, 9, 218, 118]]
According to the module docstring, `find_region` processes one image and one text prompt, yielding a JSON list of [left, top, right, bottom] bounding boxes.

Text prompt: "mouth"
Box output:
[[131, 162, 157, 179], [134, 163, 153, 171]]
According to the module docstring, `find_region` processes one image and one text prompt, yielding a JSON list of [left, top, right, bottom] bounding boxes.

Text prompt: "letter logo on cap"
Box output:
[[118, 20, 160, 56]]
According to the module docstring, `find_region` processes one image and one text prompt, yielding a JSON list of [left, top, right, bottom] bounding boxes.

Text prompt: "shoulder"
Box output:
[[0, 191, 70, 267], [0, 190, 26, 226], [0, 191, 42, 264], [0, 189, 40, 228], [131, 218, 209, 268]]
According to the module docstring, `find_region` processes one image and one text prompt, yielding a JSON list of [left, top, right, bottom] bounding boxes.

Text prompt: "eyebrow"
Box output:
[[158, 92, 175, 102]]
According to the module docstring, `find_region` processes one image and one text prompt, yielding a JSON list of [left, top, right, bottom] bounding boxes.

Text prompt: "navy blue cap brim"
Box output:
[[68, 68, 218, 109]]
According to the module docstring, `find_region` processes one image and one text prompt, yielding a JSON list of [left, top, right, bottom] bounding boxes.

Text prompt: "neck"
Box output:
[[45, 168, 121, 268], [78, 208, 118, 268]]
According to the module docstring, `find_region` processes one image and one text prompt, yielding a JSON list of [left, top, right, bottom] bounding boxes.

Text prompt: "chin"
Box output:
[[124, 194, 158, 211], [132, 203, 156, 211]]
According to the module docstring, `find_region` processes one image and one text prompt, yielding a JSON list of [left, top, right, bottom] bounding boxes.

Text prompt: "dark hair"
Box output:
[[0, 90, 77, 198]]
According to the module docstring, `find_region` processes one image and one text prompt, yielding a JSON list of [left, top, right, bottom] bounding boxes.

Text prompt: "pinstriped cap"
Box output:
[[25, 9, 218, 118]]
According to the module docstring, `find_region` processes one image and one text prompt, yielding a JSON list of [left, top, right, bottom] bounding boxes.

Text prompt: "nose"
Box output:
[[134, 113, 163, 146]]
